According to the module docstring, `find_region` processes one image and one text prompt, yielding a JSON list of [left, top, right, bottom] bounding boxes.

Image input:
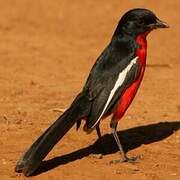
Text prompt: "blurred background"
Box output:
[[0, 1, 179, 179]]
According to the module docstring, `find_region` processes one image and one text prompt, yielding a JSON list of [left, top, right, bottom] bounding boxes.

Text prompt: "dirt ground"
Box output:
[[0, 0, 180, 180]]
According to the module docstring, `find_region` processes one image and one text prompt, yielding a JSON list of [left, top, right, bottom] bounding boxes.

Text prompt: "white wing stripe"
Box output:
[[91, 57, 138, 128]]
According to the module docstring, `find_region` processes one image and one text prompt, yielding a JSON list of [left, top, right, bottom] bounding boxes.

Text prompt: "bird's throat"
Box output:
[[136, 32, 148, 65]]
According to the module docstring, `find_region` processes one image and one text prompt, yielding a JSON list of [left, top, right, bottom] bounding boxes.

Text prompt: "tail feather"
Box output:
[[15, 92, 91, 176]]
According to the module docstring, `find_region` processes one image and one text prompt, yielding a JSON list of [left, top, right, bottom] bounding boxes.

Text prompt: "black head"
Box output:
[[114, 8, 169, 37]]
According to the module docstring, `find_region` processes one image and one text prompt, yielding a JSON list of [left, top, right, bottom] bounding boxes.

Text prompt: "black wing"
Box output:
[[83, 37, 140, 129]]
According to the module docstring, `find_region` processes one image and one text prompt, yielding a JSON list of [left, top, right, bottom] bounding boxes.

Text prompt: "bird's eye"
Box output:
[[138, 19, 144, 25]]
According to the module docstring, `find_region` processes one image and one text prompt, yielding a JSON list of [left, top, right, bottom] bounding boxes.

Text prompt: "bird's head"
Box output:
[[114, 8, 169, 37]]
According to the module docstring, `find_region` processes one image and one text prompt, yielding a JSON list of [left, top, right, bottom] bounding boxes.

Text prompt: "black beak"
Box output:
[[149, 19, 169, 29]]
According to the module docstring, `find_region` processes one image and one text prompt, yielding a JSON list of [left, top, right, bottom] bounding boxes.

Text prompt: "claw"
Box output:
[[109, 155, 140, 164]]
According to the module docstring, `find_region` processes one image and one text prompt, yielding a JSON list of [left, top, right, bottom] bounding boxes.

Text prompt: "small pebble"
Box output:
[[2, 159, 7, 165], [89, 154, 103, 159]]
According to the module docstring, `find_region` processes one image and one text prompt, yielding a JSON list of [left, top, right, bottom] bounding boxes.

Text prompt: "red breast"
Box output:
[[114, 34, 148, 121]]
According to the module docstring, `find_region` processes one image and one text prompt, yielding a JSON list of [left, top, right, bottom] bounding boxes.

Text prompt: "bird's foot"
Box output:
[[110, 155, 140, 164]]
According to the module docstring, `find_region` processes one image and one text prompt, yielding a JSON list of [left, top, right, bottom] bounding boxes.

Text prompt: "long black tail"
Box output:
[[15, 92, 91, 176]]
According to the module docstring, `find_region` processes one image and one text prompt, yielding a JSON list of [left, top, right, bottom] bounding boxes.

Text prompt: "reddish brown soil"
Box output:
[[0, 1, 180, 180]]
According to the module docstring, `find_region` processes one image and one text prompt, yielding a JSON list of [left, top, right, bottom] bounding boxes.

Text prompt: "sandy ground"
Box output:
[[0, 0, 180, 180]]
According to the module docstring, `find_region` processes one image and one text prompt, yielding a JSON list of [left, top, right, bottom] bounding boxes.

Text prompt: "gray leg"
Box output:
[[96, 123, 102, 140], [110, 119, 139, 163], [89, 123, 103, 159]]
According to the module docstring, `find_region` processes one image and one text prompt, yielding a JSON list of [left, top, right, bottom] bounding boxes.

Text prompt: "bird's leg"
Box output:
[[95, 123, 104, 153], [110, 119, 139, 164], [89, 123, 104, 159], [96, 123, 102, 140]]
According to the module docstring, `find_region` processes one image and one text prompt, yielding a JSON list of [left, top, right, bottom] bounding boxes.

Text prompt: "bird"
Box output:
[[15, 8, 168, 176]]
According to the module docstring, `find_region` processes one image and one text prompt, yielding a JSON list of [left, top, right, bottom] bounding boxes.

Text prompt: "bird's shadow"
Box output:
[[33, 121, 180, 176]]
